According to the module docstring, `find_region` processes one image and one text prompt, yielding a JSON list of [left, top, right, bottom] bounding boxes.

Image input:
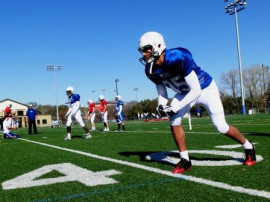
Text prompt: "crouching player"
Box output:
[[138, 31, 256, 174], [115, 95, 125, 131], [3, 112, 20, 139], [64, 86, 92, 140]]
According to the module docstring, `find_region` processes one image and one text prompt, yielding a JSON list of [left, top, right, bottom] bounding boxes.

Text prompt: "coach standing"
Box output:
[[26, 104, 38, 135]]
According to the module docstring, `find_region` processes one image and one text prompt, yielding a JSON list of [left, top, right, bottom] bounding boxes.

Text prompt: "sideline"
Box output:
[[19, 138, 270, 200]]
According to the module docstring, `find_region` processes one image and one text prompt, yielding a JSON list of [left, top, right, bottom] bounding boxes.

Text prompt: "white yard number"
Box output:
[[2, 163, 121, 190]]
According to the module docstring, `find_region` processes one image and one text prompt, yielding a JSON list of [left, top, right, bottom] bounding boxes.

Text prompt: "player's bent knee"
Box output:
[[215, 124, 229, 134], [169, 117, 182, 126], [79, 123, 85, 127]]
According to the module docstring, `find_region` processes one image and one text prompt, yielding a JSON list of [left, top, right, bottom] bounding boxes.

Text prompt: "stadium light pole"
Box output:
[[262, 64, 266, 93], [92, 90, 96, 99], [133, 88, 139, 102], [115, 79, 120, 95], [224, 0, 247, 115], [262, 64, 270, 89], [46, 65, 62, 123]]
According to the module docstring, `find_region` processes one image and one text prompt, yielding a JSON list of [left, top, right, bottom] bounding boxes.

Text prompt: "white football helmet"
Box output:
[[115, 95, 121, 100], [87, 100, 93, 104], [66, 86, 74, 97], [99, 95, 104, 101], [138, 31, 166, 64]]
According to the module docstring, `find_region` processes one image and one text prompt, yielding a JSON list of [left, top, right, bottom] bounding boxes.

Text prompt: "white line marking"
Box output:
[[18, 138, 270, 200]]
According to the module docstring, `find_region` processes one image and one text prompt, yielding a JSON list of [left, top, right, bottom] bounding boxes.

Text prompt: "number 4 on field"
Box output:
[[2, 163, 121, 190]]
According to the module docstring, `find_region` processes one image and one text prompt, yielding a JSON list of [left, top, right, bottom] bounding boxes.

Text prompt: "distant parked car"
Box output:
[[51, 120, 62, 128]]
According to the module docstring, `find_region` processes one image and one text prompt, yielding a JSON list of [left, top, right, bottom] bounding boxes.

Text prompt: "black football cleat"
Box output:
[[172, 158, 192, 174], [243, 143, 256, 166]]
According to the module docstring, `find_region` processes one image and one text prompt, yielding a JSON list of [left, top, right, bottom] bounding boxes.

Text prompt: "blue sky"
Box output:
[[1, 0, 269, 106]]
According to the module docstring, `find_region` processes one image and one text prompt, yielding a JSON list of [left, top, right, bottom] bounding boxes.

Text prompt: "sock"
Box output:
[[242, 139, 253, 149], [118, 124, 121, 130], [180, 150, 189, 161], [122, 125, 125, 131], [67, 133, 71, 138]]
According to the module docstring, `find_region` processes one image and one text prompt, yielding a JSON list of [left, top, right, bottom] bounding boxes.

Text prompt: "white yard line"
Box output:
[[19, 138, 270, 200]]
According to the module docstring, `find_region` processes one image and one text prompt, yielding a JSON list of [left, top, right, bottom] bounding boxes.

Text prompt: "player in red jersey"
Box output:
[[4, 104, 12, 118], [86, 100, 96, 131], [99, 95, 109, 131]]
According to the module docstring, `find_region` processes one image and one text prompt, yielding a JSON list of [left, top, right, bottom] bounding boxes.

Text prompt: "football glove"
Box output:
[[115, 114, 120, 119], [163, 106, 177, 117], [156, 105, 165, 117], [156, 105, 177, 117]]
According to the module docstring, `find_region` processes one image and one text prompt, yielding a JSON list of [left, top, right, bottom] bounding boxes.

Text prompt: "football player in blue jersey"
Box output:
[[64, 86, 92, 140], [115, 95, 125, 131], [138, 31, 256, 173]]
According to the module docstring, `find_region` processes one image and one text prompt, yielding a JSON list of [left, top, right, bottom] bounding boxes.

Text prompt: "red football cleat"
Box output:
[[172, 158, 192, 174], [243, 143, 256, 166]]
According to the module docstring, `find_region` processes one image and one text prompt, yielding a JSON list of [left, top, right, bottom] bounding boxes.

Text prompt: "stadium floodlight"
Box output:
[[46, 65, 62, 123], [115, 79, 120, 95], [224, 0, 247, 115], [133, 88, 139, 102], [91, 90, 96, 99]]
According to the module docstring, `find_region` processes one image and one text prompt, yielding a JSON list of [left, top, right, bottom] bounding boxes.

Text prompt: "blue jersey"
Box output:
[[115, 100, 125, 123], [68, 94, 80, 105], [115, 100, 124, 115], [145, 47, 212, 93], [26, 109, 37, 120]]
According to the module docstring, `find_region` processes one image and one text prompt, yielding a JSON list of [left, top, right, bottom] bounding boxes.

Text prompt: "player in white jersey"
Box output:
[[64, 86, 92, 140], [3, 113, 20, 139], [138, 31, 256, 173]]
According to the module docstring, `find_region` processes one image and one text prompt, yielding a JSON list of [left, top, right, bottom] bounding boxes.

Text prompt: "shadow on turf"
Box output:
[[70, 135, 84, 139], [119, 151, 240, 166], [245, 132, 270, 137]]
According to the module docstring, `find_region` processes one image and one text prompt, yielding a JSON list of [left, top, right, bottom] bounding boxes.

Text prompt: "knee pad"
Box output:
[[214, 122, 229, 134], [210, 112, 229, 134]]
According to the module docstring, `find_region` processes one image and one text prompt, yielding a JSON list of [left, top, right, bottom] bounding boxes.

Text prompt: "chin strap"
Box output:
[[148, 62, 154, 74]]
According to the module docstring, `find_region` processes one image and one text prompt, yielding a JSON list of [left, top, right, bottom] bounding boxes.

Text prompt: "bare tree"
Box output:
[[243, 65, 262, 99], [220, 68, 239, 98]]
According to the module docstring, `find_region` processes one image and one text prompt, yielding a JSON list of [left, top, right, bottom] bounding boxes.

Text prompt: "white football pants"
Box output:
[[102, 111, 108, 123], [66, 110, 85, 127], [169, 80, 229, 134], [89, 113, 96, 123]]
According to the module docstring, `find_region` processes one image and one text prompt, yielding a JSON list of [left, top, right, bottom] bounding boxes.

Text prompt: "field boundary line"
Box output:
[[19, 138, 270, 200]]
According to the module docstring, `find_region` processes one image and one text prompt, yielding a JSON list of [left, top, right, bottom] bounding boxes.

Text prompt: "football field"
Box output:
[[1, 114, 270, 201]]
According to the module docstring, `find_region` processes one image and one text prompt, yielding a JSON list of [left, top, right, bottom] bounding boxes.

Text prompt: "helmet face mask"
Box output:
[[138, 45, 155, 65]]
